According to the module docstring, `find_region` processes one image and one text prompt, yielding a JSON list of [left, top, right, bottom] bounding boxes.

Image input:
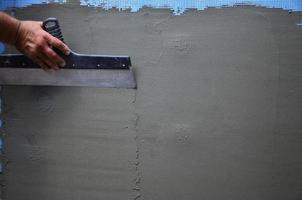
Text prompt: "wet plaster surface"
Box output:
[[1, 5, 302, 200]]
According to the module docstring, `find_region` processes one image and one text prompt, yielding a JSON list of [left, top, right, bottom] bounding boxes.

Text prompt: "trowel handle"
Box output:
[[42, 18, 64, 42]]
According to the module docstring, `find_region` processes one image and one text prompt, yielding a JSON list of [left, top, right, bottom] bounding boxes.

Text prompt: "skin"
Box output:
[[0, 12, 70, 70]]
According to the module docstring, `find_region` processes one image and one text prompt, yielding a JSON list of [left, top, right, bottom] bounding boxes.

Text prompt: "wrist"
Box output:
[[0, 12, 22, 45], [13, 20, 22, 45], [13, 20, 22, 46]]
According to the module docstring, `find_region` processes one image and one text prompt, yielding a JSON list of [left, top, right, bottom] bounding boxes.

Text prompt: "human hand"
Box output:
[[15, 21, 70, 70]]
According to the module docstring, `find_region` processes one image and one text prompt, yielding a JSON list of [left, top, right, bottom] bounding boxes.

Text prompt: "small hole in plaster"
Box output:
[[297, 19, 302, 28]]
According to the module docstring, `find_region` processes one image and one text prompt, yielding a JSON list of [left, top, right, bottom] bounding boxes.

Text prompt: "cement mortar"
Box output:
[[1, 5, 302, 200]]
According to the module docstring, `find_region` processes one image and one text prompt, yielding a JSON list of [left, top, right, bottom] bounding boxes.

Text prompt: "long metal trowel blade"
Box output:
[[0, 52, 136, 88], [0, 67, 136, 88]]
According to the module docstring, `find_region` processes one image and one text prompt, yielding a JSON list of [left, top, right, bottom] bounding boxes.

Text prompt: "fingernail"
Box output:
[[65, 50, 70, 55], [60, 62, 66, 67]]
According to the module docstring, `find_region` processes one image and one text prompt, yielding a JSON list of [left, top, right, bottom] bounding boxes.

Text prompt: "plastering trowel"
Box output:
[[0, 18, 136, 88]]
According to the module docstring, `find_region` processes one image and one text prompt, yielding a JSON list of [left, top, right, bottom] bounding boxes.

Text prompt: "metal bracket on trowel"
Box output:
[[0, 18, 136, 88]]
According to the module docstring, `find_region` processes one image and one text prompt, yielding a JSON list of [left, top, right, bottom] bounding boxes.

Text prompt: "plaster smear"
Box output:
[[1, 5, 302, 200]]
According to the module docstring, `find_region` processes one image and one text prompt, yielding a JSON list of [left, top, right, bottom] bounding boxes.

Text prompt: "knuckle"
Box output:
[[37, 35, 45, 43], [42, 32, 49, 40], [53, 38, 63, 47], [50, 52, 57, 59], [43, 47, 52, 54], [45, 49, 57, 59], [37, 44, 44, 51]]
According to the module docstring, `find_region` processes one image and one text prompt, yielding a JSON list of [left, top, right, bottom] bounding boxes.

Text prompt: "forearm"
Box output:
[[0, 12, 21, 45]]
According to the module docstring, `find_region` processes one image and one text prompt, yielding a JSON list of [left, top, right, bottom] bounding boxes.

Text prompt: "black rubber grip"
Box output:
[[42, 18, 64, 42]]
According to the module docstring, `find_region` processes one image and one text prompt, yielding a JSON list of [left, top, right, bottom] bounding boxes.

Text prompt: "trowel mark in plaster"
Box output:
[[144, 16, 170, 35], [128, 90, 141, 199], [165, 34, 192, 55], [133, 105, 142, 199], [36, 92, 54, 114], [173, 123, 191, 144]]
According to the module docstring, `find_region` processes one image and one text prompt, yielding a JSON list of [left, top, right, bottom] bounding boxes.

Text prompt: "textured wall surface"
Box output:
[[1, 0, 302, 14], [1, 5, 302, 200]]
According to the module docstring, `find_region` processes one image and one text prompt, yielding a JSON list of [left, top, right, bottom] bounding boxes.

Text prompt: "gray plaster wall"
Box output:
[[1, 5, 302, 200]]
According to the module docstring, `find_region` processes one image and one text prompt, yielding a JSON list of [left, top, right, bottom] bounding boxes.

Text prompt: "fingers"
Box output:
[[39, 53, 60, 70], [33, 46, 65, 70], [32, 46, 64, 70], [32, 56, 49, 71], [43, 46, 66, 68], [46, 34, 70, 56], [36, 33, 69, 70], [38, 35, 67, 70]]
